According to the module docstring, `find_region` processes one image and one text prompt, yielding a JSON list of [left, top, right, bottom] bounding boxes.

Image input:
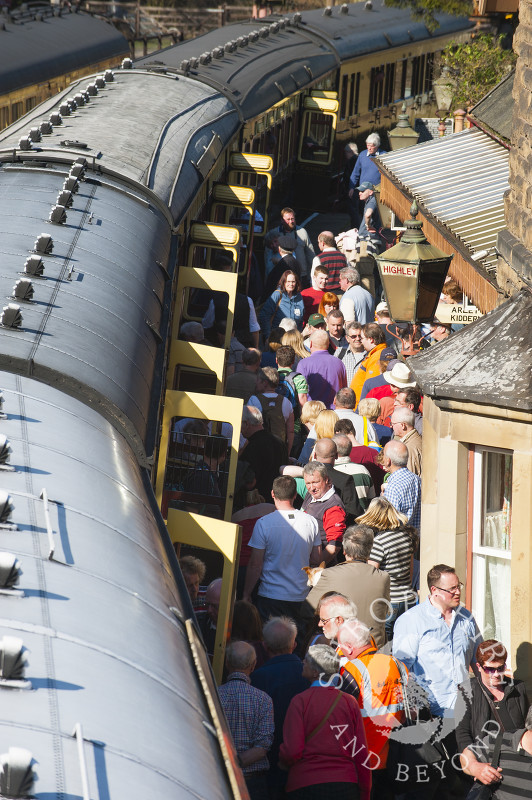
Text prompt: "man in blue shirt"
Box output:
[[393, 564, 482, 797], [348, 132, 387, 195]]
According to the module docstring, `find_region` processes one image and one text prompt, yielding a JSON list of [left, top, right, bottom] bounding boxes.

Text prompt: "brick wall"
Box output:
[[380, 175, 500, 313]]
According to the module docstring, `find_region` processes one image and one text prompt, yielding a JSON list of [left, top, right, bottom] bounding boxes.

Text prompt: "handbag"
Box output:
[[465, 729, 504, 800], [386, 659, 450, 789]]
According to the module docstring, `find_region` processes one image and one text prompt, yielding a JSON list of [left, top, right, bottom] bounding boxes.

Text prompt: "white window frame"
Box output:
[[471, 445, 512, 660]]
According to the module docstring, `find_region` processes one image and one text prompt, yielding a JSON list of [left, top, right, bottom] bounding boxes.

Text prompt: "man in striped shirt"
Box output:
[[333, 434, 375, 511]]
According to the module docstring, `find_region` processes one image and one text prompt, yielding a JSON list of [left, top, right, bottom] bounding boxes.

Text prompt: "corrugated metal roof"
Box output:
[[377, 128, 509, 273]]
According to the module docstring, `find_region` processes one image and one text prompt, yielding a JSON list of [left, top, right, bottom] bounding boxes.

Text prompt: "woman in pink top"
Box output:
[[279, 645, 371, 799]]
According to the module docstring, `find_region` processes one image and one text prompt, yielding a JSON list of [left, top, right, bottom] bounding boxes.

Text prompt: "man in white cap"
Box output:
[[381, 362, 420, 430]]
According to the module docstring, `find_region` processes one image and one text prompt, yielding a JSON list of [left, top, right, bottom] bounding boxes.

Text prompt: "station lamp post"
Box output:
[[432, 66, 455, 136], [388, 103, 420, 150], [375, 200, 453, 328]]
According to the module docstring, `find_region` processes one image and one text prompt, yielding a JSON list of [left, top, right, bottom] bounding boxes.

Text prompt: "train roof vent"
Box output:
[[0, 492, 13, 524], [270, 22, 280, 33], [0, 436, 12, 467], [70, 161, 86, 179], [66, 98, 77, 112], [199, 51, 211, 65], [39, 120, 53, 135], [0, 491, 13, 524], [82, 90, 90, 103], [365, 1, 373, 9], [0, 554, 21, 590], [49, 112, 62, 126], [121, 57, 133, 69], [0, 747, 34, 796], [74, 93, 86, 106], [323, 6, 332, 15], [12, 279, 34, 302], [249, 30, 259, 41], [0, 305, 22, 329], [49, 205, 67, 225], [224, 40, 236, 53], [18, 137, 31, 151], [0, 637, 26, 680], [259, 26, 270, 37], [341, 3, 349, 12], [95, 75, 106, 88], [59, 102, 71, 117], [292, 12, 302, 24], [34, 234, 53, 255], [237, 34, 249, 46], [212, 47, 224, 59], [57, 189, 74, 207], [35, 12, 43, 21], [87, 83, 98, 96], [63, 176, 79, 192], [104, 69, 115, 82], [28, 127, 41, 142], [24, 255, 44, 276]]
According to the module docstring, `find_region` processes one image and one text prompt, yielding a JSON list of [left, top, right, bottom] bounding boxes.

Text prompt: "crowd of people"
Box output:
[[172, 174, 528, 800]]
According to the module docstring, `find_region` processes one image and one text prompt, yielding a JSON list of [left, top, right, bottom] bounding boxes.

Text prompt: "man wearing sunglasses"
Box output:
[[392, 564, 482, 797]]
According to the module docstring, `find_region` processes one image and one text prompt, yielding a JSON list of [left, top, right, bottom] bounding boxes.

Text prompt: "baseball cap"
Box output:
[[356, 181, 374, 192], [308, 313, 326, 327], [376, 301, 389, 314], [379, 347, 396, 361]]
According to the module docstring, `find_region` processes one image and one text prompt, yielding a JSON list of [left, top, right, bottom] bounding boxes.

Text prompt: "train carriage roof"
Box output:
[[135, 3, 472, 120], [0, 8, 129, 95]]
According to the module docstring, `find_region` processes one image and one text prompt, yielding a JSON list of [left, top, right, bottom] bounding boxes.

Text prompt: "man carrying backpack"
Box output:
[[248, 367, 295, 454], [275, 345, 308, 457]]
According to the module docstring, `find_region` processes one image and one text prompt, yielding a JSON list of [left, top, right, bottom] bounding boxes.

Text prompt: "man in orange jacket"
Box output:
[[338, 618, 406, 799], [351, 323, 387, 404]]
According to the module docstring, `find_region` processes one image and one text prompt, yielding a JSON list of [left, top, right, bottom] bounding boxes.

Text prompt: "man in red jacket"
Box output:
[[302, 462, 346, 565]]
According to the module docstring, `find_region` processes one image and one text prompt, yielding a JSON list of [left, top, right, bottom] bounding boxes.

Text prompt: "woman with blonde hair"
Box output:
[[357, 397, 392, 446], [298, 408, 339, 464], [318, 292, 340, 319], [295, 400, 325, 462], [356, 496, 418, 639], [281, 329, 309, 365]]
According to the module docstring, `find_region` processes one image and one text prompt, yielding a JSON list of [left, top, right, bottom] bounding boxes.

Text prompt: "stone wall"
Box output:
[[499, 0, 532, 289]]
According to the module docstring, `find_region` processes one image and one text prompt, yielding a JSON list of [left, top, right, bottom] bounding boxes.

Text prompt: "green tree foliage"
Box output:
[[439, 35, 517, 109], [384, 0, 473, 31]]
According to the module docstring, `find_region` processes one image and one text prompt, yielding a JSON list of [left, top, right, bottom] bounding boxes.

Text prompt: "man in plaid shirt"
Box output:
[[381, 440, 421, 529], [219, 641, 274, 799]]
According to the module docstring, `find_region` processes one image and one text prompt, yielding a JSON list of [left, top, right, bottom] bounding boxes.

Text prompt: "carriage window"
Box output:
[[384, 63, 396, 106], [368, 65, 385, 110], [411, 55, 427, 98], [340, 74, 348, 120], [348, 72, 360, 117], [299, 111, 334, 163], [11, 102, 23, 123]]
